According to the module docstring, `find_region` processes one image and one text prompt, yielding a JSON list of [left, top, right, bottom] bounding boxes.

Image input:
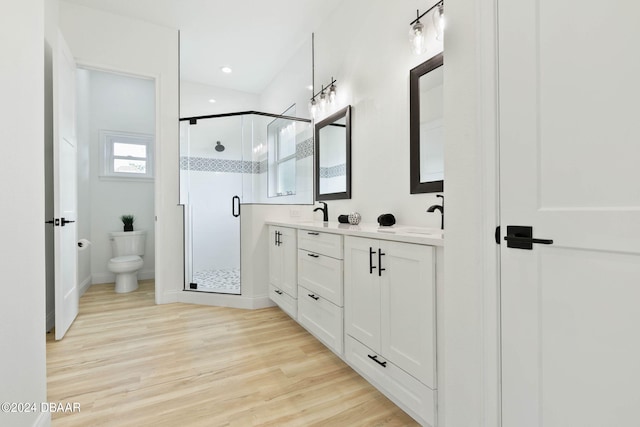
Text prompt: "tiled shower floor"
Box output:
[[191, 268, 240, 294]]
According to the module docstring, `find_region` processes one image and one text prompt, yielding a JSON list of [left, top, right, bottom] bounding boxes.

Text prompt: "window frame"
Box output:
[[100, 130, 154, 181]]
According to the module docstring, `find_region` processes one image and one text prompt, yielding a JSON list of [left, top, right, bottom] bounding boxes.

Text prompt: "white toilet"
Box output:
[[108, 230, 146, 293]]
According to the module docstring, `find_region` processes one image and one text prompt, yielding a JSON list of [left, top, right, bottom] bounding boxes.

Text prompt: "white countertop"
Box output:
[[265, 220, 444, 247]]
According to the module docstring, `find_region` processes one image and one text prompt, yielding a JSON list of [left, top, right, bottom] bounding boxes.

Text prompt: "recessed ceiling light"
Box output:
[[220, 66, 232, 74], [306, 85, 313, 91], [208, 99, 216, 103]]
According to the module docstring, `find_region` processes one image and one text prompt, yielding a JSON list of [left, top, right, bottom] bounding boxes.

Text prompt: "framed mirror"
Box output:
[[410, 53, 444, 194], [315, 105, 351, 200]]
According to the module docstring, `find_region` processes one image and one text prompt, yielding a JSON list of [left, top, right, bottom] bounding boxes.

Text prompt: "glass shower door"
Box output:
[[181, 116, 244, 294]]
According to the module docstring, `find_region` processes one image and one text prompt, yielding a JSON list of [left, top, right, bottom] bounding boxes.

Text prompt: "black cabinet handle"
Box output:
[[369, 247, 377, 274], [307, 231, 320, 235], [308, 293, 319, 300], [274, 289, 283, 295], [274, 230, 278, 246], [378, 249, 385, 277], [307, 253, 320, 258], [232, 195, 240, 217], [277, 231, 282, 246], [367, 354, 387, 368]]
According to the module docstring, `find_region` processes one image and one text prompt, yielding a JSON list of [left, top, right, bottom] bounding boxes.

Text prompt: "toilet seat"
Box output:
[[110, 255, 142, 263]]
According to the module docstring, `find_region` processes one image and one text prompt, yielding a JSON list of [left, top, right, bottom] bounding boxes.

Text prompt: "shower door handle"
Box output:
[[232, 196, 240, 217]]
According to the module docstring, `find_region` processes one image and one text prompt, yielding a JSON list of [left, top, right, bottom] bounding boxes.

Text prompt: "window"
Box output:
[[267, 105, 297, 197], [101, 131, 154, 180]]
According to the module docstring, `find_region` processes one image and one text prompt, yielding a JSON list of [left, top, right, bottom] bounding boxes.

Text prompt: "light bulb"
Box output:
[[433, 4, 445, 41], [409, 21, 426, 54], [319, 90, 327, 109], [308, 98, 318, 119], [328, 83, 337, 103]]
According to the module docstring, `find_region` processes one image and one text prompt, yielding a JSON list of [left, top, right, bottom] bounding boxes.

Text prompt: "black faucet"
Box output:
[[427, 195, 444, 230], [314, 202, 329, 222]]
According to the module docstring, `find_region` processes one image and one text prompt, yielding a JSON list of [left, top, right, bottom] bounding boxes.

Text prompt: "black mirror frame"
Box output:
[[314, 105, 352, 201], [410, 52, 444, 194]]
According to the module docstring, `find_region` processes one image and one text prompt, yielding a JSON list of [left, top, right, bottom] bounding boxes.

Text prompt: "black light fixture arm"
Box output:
[[310, 78, 337, 101], [409, 0, 444, 25]]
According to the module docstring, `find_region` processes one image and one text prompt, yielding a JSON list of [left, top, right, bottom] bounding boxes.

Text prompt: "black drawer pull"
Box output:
[[307, 232, 320, 235], [367, 354, 387, 368], [307, 253, 320, 258], [274, 289, 283, 295], [308, 294, 319, 301]]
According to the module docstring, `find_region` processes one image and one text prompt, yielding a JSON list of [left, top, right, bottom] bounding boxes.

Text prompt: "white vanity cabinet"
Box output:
[[268, 226, 298, 319], [344, 235, 437, 426], [297, 230, 344, 355]]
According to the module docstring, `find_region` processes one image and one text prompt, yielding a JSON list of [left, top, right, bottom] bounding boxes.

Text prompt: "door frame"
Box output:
[[441, 0, 501, 425], [73, 60, 160, 299]]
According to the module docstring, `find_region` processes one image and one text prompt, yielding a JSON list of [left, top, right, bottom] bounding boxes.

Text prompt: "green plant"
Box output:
[[120, 215, 135, 226]]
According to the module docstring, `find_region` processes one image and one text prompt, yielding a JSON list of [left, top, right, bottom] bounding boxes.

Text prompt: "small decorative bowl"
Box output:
[[348, 212, 361, 225]]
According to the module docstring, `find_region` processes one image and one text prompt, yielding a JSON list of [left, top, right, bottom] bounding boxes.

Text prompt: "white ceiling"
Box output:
[[62, 0, 344, 94]]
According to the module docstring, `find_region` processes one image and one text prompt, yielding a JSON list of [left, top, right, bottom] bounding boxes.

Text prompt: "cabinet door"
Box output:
[[344, 236, 381, 352], [268, 226, 282, 288], [279, 227, 297, 297], [380, 241, 436, 388]]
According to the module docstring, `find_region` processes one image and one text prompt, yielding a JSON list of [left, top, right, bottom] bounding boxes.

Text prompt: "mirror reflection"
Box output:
[[315, 105, 351, 200], [410, 53, 444, 194]]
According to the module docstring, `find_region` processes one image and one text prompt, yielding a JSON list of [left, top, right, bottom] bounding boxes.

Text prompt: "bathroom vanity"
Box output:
[[266, 220, 444, 427]]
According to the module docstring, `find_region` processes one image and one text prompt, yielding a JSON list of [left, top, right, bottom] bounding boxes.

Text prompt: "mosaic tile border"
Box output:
[[320, 163, 346, 178], [181, 137, 315, 174]]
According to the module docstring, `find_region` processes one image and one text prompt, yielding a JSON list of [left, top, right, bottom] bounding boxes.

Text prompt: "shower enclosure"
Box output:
[[179, 111, 312, 294]]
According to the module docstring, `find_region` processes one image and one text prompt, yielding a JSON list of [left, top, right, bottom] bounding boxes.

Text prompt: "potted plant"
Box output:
[[120, 214, 135, 232]]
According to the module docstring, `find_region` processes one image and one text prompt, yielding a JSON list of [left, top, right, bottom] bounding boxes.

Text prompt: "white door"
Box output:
[[344, 236, 380, 352], [499, 1, 640, 425], [53, 31, 79, 340]]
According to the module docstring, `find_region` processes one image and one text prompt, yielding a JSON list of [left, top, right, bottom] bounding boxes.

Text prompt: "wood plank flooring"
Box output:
[[47, 281, 418, 426]]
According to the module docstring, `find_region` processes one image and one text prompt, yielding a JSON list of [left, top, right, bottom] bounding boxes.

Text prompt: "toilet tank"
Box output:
[[109, 230, 146, 257]]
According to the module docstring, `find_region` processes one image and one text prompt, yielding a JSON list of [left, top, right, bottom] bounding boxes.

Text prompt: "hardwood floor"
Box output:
[[47, 281, 418, 426]]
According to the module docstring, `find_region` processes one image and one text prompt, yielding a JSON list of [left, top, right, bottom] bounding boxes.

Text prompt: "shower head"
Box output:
[[215, 141, 225, 152]]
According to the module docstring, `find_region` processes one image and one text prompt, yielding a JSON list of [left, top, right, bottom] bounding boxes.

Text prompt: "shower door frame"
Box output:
[[179, 111, 311, 295]]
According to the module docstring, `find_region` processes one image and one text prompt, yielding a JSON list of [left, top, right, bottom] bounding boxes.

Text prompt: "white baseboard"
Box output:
[[33, 411, 51, 427], [156, 290, 180, 304], [92, 269, 155, 285], [78, 275, 91, 297], [46, 309, 54, 333], [178, 291, 275, 310]]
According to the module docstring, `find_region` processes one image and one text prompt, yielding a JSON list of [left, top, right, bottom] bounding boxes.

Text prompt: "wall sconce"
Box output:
[[409, 0, 445, 54], [308, 33, 338, 119]]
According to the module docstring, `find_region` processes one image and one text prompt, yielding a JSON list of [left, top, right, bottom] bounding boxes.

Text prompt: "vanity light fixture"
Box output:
[[409, 0, 445, 54]]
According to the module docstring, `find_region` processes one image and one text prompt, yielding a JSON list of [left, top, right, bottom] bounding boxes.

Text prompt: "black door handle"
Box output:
[[504, 225, 553, 250], [369, 247, 377, 274], [232, 195, 240, 217], [61, 217, 75, 226]]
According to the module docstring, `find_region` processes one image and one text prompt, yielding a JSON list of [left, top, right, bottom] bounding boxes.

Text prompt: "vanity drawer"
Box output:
[[345, 336, 436, 427], [298, 249, 343, 306], [298, 230, 343, 259], [298, 285, 343, 356], [269, 284, 297, 319]]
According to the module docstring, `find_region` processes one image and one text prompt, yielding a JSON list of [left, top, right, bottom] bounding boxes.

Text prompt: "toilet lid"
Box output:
[[111, 255, 141, 263]]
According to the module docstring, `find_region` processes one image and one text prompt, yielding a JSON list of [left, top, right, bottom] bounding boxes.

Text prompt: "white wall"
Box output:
[[260, 0, 445, 227], [78, 70, 156, 284], [60, 1, 181, 304], [0, 1, 49, 427]]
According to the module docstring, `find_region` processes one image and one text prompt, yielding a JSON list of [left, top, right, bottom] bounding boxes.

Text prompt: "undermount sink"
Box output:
[[401, 227, 444, 236], [377, 227, 444, 237]]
